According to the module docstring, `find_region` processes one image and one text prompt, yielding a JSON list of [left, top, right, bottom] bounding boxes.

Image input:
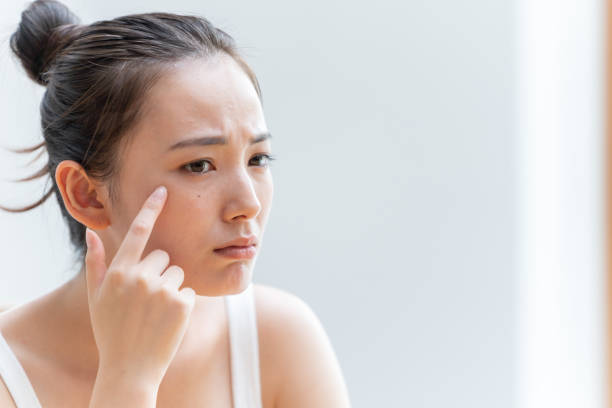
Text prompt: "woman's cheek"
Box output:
[[155, 186, 216, 248], [166, 181, 218, 212]]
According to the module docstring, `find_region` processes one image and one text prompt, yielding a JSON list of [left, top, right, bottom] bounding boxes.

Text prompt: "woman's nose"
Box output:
[[221, 170, 262, 222]]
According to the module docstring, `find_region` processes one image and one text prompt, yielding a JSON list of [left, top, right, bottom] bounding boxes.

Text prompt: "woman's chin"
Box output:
[[185, 261, 253, 297]]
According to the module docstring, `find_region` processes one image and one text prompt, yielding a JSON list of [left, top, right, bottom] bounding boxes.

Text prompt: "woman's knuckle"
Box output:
[[131, 220, 148, 236], [108, 270, 125, 287], [157, 285, 175, 301], [171, 297, 189, 314], [134, 274, 150, 292]]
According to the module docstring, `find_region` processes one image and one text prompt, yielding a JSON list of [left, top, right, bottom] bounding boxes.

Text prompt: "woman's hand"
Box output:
[[84, 185, 196, 390]]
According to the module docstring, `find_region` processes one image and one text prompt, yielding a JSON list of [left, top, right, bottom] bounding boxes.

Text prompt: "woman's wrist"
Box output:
[[89, 366, 160, 408]]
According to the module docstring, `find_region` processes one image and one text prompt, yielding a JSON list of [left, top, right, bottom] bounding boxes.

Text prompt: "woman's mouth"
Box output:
[[213, 245, 257, 259]]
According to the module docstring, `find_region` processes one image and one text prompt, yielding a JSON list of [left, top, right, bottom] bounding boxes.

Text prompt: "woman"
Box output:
[[0, 0, 351, 406]]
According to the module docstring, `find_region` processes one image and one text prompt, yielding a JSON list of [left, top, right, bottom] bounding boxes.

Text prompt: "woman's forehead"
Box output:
[[127, 55, 266, 153]]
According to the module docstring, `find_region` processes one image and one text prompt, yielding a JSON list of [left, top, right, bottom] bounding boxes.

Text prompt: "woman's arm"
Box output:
[[89, 368, 159, 408], [255, 285, 351, 408]]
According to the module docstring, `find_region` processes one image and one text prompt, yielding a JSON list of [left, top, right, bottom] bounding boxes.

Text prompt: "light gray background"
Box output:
[[0, 1, 517, 407]]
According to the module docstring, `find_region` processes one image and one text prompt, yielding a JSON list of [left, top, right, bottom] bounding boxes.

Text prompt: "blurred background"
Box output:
[[0, 0, 607, 407]]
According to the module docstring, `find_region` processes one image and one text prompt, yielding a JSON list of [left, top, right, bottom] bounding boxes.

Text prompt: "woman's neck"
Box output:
[[32, 268, 101, 379]]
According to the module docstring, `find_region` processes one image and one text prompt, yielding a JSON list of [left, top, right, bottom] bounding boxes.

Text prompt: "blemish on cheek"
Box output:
[[197, 194, 201, 198]]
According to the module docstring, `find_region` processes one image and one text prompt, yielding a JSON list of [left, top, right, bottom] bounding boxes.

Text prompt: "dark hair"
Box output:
[[1, 0, 263, 267]]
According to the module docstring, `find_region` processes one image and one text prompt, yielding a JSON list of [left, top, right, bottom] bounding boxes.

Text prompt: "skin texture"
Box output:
[[0, 53, 351, 407]]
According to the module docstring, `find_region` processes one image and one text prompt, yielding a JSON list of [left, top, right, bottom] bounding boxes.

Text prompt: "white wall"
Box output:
[[516, 0, 607, 406]]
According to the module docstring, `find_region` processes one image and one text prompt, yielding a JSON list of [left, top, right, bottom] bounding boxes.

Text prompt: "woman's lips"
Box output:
[[213, 245, 257, 259]]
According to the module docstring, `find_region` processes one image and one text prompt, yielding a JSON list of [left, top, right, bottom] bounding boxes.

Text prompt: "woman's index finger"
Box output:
[[112, 186, 167, 268]]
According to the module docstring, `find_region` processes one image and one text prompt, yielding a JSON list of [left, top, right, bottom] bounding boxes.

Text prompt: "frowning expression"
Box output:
[[106, 53, 273, 296]]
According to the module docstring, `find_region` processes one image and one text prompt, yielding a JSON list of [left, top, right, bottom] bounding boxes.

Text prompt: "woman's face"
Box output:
[[103, 54, 273, 296]]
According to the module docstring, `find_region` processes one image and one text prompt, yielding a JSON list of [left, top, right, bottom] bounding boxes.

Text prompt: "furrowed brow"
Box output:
[[167, 132, 271, 151]]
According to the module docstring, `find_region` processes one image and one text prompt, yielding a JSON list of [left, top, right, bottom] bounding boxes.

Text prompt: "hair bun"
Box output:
[[10, 0, 80, 86]]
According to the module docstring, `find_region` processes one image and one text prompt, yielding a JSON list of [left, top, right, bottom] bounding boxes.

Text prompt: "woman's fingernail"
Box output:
[[152, 186, 167, 200]]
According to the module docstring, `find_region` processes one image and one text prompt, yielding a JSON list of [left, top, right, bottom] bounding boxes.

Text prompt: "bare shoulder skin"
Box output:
[[0, 282, 350, 407], [254, 284, 352, 408], [0, 304, 16, 407]]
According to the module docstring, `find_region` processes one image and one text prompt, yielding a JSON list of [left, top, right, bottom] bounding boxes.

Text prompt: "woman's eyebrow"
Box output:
[[166, 132, 271, 151]]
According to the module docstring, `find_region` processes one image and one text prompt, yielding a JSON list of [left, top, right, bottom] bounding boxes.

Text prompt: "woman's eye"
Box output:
[[183, 159, 213, 175], [250, 153, 276, 167], [182, 154, 276, 176]]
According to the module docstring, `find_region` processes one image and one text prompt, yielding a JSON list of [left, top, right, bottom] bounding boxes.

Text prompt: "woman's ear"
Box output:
[[54, 160, 111, 230]]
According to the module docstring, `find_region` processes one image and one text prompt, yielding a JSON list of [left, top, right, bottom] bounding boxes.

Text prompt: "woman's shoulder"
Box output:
[[251, 283, 314, 319], [251, 283, 351, 407], [0, 295, 46, 336], [0, 304, 19, 329], [0, 307, 17, 408], [0, 304, 29, 408], [251, 283, 324, 343], [0, 302, 30, 335]]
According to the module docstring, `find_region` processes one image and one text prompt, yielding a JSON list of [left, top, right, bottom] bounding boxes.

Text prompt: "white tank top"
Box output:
[[0, 282, 263, 408]]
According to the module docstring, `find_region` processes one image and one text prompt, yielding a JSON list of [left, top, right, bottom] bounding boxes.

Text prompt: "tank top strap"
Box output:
[[224, 282, 263, 408], [0, 329, 42, 408]]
